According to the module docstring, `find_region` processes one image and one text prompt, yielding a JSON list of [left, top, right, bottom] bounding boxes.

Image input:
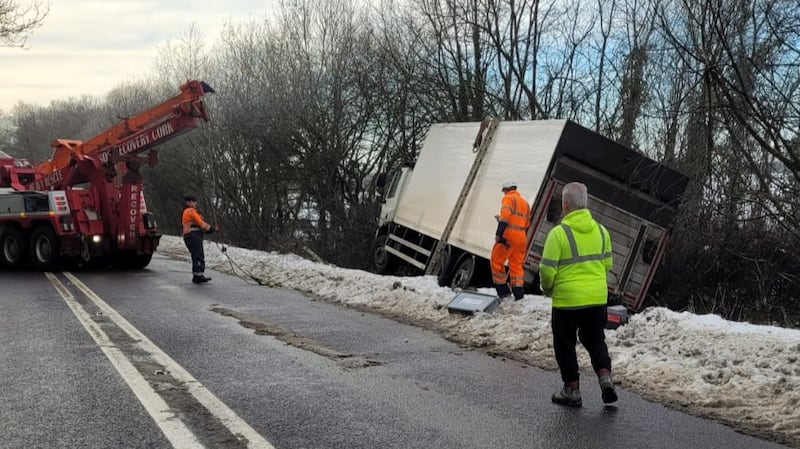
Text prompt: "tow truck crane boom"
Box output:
[[25, 80, 214, 191]]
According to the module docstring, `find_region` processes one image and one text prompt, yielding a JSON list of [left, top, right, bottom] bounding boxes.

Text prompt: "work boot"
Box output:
[[494, 283, 511, 300], [598, 373, 618, 404], [192, 275, 212, 284], [512, 286, 525, 301], [551, 383, 582, 407]]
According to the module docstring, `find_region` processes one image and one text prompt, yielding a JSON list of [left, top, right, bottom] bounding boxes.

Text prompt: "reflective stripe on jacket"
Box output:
[[499, 190, 531, 232], [182, 207, 210, 235], [538, 208, 612, 308]]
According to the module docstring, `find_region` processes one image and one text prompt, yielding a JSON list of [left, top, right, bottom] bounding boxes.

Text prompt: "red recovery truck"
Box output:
[[0, 80, 214, 270]]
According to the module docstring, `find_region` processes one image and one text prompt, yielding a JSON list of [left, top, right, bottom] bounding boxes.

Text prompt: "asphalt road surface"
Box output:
[[0, 254, 793, 449]]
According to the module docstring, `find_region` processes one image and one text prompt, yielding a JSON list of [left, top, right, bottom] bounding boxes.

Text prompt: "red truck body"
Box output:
[[0, 80, 213, 270]]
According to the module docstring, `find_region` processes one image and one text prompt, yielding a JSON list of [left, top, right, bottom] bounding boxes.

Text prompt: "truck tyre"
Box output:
[[436, 246, 456, 287], [524, 272, 542, 294], [450, 254, 476, 290], [1, 227, 27, 269], [372, 235, 396, 274], [30, 226, 61, 271], [111, 250, 153, 270], [126, 253, 153, 269]]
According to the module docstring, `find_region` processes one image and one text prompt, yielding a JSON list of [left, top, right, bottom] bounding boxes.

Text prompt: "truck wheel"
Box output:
[[30, 226, 61, 271], [1, 227, 27, 269], [524, 272, 542, 294], [372, 235, 396, 274], [128, 253, 153, 269], [450, 255, 476, 290], [111, 250, 153, 269], [437, 246, 455, 287]]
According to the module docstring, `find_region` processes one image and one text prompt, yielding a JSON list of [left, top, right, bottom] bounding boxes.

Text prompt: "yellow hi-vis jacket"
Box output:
[[539, 208, 612, 308]]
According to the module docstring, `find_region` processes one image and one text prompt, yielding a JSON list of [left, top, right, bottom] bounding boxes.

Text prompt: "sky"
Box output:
[[153, 235, 800, 448], [0, 0, 278, 113]]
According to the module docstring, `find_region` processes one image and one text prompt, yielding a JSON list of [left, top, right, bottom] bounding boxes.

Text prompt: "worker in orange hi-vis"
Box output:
[[181, 194, 220, 284], [490, 180, 531, 301]]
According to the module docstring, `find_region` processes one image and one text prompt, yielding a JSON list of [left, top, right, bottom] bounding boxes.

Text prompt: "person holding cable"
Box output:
[[181, 194, 219, 284], [539, 182, 617, 407]]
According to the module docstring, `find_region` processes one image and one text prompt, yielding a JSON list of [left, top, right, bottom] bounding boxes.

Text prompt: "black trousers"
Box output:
[[551, 305, 611, 384], [183, 231, 205, 275]]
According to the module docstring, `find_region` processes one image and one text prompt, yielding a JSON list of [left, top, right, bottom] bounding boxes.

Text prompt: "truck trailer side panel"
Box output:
[[393, 121, 566, 259]]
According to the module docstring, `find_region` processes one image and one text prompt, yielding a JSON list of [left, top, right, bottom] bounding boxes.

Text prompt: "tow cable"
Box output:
[[212, 240, 267, 286]]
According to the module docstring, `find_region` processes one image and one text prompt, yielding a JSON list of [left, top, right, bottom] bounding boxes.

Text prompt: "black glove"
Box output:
[[206, 224, 218, 234], [495, 221, 508, 245]]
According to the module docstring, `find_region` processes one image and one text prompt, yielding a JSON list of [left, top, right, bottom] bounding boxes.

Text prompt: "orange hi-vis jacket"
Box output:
[[182, 206, 211, 235], [491, 189, 531, 288], [498, 190, 530, 238]]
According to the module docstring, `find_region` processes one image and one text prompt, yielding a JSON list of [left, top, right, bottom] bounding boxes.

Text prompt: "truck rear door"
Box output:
[[525, 158, 678, 311]]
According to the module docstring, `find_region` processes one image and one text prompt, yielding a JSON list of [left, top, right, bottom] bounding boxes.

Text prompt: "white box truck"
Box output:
[[372, 119, 688, 311]]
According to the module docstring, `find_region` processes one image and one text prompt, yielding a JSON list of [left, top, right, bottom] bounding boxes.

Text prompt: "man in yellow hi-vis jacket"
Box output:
[[539, 182, 617, 407]]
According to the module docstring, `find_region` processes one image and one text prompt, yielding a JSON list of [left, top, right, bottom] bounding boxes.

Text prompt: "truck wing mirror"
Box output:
[[376, 172, 387, 189]]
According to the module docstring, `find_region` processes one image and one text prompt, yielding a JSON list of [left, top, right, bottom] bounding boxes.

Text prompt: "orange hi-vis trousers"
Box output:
[[490, 228, 527, 288]]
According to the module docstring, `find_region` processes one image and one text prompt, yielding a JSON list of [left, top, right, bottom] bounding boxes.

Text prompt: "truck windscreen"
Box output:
[[24, 194, 50, 213]]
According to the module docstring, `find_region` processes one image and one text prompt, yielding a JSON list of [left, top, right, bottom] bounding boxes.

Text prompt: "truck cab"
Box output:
[[377, 164, 414, 228]]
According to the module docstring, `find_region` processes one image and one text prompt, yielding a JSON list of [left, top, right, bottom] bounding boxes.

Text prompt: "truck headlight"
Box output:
[[59, 216, 74, 232], [143, 213, 158, 230]]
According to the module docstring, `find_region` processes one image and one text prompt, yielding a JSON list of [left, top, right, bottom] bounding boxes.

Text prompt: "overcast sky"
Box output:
[[0, 0, 278, 113], [155, 235, 800, 447]]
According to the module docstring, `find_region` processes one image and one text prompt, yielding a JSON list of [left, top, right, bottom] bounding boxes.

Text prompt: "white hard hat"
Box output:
[[502, 179, 517, 190]]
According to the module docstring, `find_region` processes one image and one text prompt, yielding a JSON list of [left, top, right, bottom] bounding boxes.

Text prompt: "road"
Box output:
[[0, 254, 792, 449]]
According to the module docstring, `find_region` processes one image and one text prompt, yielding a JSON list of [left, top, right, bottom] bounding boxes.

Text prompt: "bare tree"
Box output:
[[704, 0, 800, 239], [370, 0, 436, 173], [643, 0, 800, 323], [0, 111, 13, 149], [0, 0, 48, 47], [592, 0, 617, 132], [275, 0, 397, 263], [11, 96, 104, 162], [154, 24, 212, 84], [481, 0, 555, 119], [615, 0, 658, 147], [407, 0, 492, 121], [199, 19, 301, 251]]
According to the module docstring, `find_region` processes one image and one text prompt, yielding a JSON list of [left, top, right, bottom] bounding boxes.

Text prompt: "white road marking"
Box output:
[[54, 272, 277, 449], [45, 272, 205, 449]]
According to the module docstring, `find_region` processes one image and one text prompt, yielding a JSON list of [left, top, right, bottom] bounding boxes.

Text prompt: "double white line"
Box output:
[[46, 272, 276, 449]]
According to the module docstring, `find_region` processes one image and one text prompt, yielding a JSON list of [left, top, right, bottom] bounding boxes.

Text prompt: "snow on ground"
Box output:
[[157, 235, 800, 447]]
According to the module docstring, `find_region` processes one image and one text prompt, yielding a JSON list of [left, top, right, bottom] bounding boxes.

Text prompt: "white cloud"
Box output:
[[0, 0, 278, 112], [155, 235, 800, 447]]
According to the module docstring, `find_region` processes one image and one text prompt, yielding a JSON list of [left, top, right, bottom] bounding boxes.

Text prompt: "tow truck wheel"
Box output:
[[111, 250, 153, 270], [30, 226, 61, 271], [1, 227, 27, 269], [127, 253, 153, 269]]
